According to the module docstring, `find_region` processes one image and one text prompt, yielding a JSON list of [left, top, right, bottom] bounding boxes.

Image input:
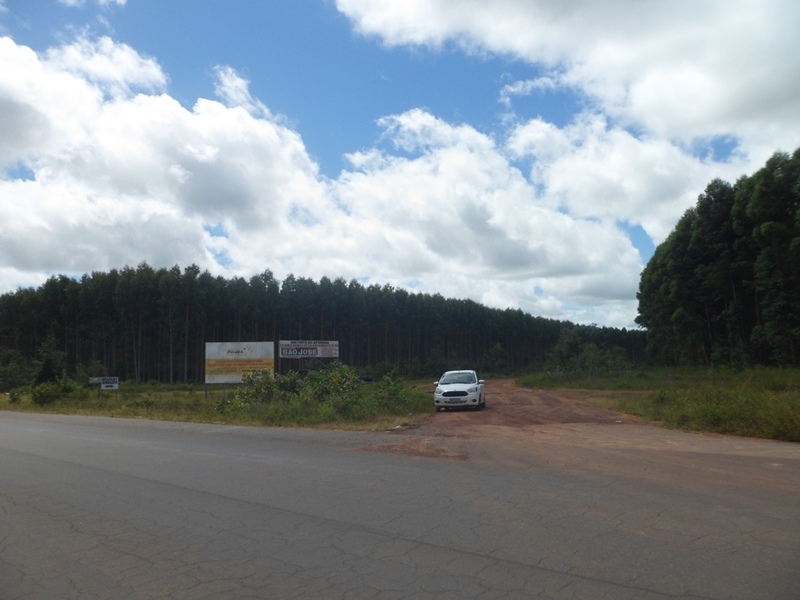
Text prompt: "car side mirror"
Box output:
[[479, 380, 485, 384], [433, 381, 439, 385]]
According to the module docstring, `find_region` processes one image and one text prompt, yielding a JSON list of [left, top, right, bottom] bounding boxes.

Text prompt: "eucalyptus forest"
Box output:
[[0, 266, 642, 389], [636, 148, 800, 367], [0, 148, 797, 391]]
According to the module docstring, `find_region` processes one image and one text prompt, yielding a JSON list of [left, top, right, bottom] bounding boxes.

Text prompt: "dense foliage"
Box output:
[[0, 264, 644, 389], [636, 149, 800, 367], [219, 361, 431, 425]]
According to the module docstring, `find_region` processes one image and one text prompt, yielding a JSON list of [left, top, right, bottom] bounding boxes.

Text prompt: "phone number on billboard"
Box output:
[[281, 348, 317, 357]]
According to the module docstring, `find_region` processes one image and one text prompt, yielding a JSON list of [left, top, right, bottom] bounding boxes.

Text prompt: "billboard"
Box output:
[[205, 342, 274, 384], [279, 340, 339, 359]]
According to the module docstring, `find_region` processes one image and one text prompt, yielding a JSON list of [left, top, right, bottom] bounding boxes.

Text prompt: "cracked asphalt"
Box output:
[[1, 380, 799, 599]]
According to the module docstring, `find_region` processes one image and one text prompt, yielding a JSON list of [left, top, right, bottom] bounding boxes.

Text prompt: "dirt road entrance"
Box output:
[[370, 378, 800, 473], [428, 378, 633, 427]]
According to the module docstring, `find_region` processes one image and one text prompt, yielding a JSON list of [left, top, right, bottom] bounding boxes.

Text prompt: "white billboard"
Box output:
[[279, 340, 339, 359], [205, 342, 274, 384]]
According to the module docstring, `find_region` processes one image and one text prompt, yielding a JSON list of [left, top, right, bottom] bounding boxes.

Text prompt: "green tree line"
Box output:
[[636, 148, 800, 366], [0, 264, 644, 389]]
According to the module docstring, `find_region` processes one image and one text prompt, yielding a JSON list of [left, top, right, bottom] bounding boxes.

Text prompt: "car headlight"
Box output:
[[467, 386, 478, 393], [435, 387, 442, 395]]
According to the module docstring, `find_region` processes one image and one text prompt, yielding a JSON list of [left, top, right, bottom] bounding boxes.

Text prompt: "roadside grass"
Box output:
[[1, 364, 435, 431], [6, 366, 798, 441], [2, 382, 232, 423], [518, 367, 800, 442]]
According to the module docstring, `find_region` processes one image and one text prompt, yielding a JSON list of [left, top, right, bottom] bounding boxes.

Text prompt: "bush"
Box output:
[[29, 379, 91, 405], [31, 382, 60, 405], [221, 362, 432, 425], [0, 349, 36, 392]]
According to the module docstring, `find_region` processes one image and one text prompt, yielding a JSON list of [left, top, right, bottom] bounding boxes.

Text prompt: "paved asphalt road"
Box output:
[[1, 411, 798, 599]]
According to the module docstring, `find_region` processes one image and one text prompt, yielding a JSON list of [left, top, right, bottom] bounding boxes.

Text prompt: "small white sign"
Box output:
[[100, 377, 119, 390]]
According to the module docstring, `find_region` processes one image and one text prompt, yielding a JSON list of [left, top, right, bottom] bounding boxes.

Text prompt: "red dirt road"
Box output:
[[370, 379, 800, 484], [373, 378, 640, 460], [428, 378, 635, 427]]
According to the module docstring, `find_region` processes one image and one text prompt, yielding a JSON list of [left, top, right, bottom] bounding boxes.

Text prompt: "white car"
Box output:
[[433, 370, 486, 411]]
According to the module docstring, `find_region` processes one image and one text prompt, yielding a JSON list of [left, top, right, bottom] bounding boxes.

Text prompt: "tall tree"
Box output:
[[637, 148, 800, 366]]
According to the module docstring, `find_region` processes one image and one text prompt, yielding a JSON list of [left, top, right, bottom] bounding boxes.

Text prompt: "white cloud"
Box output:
[[212, 66, 270, 118], [44, 36, 165, 98], [0, 34, 647, 327], [57, 0, 127, 6], [333, 0, 800, 323], [332, 109, 643, 324], [506, 113, 744, 244], [337, 0, 800, 154], [3, 0, 799, 331], [499, 76, 558, 108], [0, 36, 328, 287]]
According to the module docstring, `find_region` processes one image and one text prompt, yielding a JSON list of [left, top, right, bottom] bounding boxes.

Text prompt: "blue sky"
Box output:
[[9, 0, 548, 174], [1, 0, 798, 328]]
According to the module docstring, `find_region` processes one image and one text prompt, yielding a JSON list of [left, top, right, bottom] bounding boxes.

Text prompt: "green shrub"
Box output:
[[0, 349, 36, 392], [60, 379, 90, 400], [29, 379, 92, 405], [31, 382, 60, 405], [222, 362, 432, 425]]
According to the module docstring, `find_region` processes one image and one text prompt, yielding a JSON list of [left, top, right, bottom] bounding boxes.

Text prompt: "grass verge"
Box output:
[[1, 365, 435, 431], [518, 367, 800, 442]]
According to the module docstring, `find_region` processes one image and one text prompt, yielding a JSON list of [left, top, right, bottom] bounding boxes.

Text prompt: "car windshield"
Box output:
[[440, 372, 476, 384]]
